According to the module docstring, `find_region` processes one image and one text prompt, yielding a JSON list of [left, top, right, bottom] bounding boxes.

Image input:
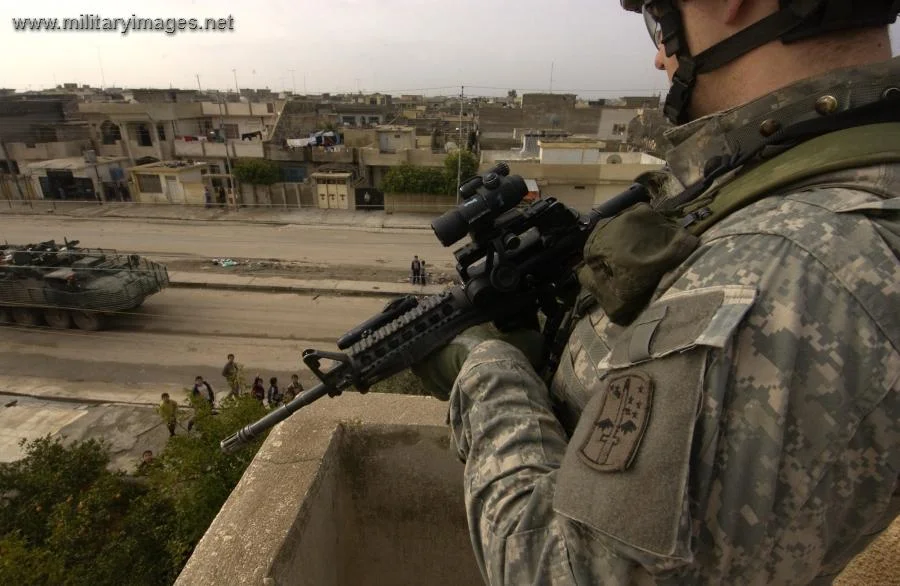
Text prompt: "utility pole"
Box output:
[[455, 85, 464, 205], [289, 69, 296, 95], [196, 73, 202, 92], [549, 61, 554, 93], [232, 68, 239, 95], [218, 95, 235, 208]]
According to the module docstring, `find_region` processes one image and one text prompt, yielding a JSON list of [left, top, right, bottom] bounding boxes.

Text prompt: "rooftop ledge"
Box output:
[[176, 393, 483, 586], [177, 392, 897, 585]]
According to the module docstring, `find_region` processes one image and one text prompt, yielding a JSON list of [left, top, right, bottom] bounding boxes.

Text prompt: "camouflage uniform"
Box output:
[[448, 57, 900, 584]]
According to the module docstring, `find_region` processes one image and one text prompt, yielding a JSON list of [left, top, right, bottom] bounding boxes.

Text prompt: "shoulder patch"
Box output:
[[579, 372, 653, 472]]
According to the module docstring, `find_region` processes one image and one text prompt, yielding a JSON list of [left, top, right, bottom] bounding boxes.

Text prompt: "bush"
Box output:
[[382, 149, 480, 196], [0, 395, 269, 585], [231, 159, 281, 186], [382, 164, 448, 195]]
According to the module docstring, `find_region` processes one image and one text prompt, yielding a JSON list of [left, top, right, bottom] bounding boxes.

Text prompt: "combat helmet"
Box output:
[[621, 0, 900, 123]]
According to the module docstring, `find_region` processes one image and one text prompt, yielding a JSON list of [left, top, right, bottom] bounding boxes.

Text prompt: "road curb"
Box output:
[[0, 208, 433, 231], [0, 389, 158, 409], [167, 279, 443, 298]]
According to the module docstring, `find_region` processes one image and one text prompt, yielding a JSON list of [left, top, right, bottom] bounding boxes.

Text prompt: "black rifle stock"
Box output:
[[221, 165, 649, 454]]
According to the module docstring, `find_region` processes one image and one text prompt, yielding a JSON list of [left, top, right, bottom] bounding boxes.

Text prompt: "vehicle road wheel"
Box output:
[[12, 308, 42, 327], [72, 311, 105, 331], [44, 309, 73, 329]]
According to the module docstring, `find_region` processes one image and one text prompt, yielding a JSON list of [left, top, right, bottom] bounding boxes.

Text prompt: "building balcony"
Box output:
[[173, 139, 264, 159], [359, 148, 445, 168], [310, 147, 354, 164], [231, 141, 265, 158], [97, 142, 127, 157]]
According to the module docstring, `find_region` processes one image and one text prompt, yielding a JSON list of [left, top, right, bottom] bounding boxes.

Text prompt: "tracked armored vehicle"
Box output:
[[0, 239, 169, 330]]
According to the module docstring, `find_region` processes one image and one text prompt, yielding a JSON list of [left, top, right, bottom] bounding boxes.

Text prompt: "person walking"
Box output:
[[222, 353, 240, 397], [158, 393, 178, 437]]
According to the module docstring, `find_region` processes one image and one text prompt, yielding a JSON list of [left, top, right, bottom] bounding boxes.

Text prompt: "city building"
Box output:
[[128, 160, 208, 205], [22, 154, 129, 201]]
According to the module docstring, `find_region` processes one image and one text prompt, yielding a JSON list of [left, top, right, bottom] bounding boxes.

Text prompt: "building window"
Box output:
[[266, 103, 275, 113], [574, 186, 586, 190], [100, 121, 121, 145], [208, 164, 221, 174], [137, 174, 162, 193], [135, 124, 153, 147], [157, 123, 167, 140], [342, 116, 356, 126], [223, 124, 239, 139], [612, 124, 627, 136]]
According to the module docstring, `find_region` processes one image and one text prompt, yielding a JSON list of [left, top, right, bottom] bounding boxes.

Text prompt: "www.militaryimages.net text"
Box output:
[[11, 14, 235, 35]]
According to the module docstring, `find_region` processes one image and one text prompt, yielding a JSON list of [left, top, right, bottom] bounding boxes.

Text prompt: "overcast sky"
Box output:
[[3, 0, 899, 98]]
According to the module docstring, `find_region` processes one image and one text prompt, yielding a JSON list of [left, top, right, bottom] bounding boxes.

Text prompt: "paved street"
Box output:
[[0, 214, 442, 466], [0, 288, 391, 388], [2, 214, 457, 274]]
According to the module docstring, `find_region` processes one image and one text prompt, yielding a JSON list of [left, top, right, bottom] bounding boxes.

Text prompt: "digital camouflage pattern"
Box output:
[[447, 57, 900, 584]]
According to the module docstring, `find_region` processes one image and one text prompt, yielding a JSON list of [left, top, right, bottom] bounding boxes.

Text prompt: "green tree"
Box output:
[[231, 159, 281, 186], [0, 396, 270, 585], [0, 437, 178, 585], [150, 394, 268, 568], [443, 149, 479, 195], [382, 164, 447, 195]]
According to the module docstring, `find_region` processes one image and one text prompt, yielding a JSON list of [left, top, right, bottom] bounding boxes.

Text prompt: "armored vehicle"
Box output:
[[0, 238, 169, 330]]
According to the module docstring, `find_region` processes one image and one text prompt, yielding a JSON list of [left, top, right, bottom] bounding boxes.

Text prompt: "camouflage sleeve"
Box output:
[[449, 198, 900, 584], [448, 341, 640, 585]]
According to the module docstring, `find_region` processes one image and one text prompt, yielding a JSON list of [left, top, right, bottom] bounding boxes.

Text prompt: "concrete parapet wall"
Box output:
[[177, 394, 483, 586]]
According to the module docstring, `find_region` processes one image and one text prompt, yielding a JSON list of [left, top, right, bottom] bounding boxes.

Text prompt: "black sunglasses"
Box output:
[[642, 4, 663, 47]]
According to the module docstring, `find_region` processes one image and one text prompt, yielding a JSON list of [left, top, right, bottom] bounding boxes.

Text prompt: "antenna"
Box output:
[[549, 61, 554, 93], [97, 48, 106, 89]]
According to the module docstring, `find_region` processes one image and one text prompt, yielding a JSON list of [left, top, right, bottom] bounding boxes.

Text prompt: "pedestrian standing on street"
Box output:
[[222, 353, 240, 397], [419, 259, 427, 285], [267, 377, 283, 409], [251, 376, 266, 403], [410, 255, 422, 285], [284, 374, 304, 403], [204, 185, 212, 209], [158, 393, 178, 437], [192, 375, 215, 407], [217, 185, 227, 209]]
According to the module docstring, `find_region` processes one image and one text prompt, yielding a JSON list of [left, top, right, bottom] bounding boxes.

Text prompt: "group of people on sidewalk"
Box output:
[[410, 255, 429, 285], [221, 353, 304, 408], [156, 353, 306, 437]]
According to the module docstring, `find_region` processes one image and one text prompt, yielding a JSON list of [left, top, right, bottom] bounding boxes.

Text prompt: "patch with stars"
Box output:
[[578, 371, 653, 472]]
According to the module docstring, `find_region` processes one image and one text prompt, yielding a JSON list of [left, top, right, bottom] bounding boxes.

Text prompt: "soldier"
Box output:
[[414, 1, 900, 583]]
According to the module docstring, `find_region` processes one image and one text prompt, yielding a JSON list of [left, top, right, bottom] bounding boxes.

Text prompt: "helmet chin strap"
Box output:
[[655, 0, 900, 124]]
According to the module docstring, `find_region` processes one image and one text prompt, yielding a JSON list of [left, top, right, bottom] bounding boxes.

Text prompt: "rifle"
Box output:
[[221, 163, 649, 453]]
